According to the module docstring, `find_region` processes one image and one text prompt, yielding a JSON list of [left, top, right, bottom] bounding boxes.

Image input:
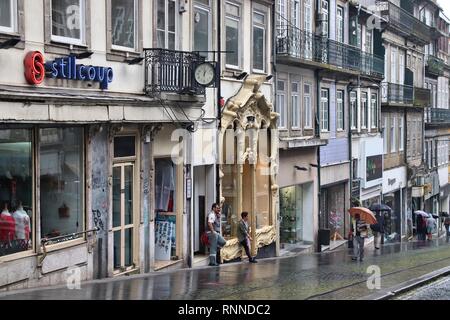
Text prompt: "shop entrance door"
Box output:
[[112, 163, 136, 273]]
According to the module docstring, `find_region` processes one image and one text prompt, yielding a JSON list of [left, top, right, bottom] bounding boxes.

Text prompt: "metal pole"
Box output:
[[216, 0, 222, 205]]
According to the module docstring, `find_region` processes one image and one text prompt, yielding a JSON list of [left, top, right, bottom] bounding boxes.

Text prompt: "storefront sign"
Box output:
[[352, 179, 361, 200], [366, 155, 383, 182], [412, 187, 424, 198], [382, 166, 406, 194], [24, 51, 114, 89]]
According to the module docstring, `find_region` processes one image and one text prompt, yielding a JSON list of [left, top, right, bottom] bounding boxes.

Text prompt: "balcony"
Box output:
[[426, 55, 445, 76], [144, 48, 205, 97], [414, 87, 431, 107], [381, 82, 414, 105], [425, 108, 450, 126], [380, 1, 432, 45], [276, 26, 384, 78]]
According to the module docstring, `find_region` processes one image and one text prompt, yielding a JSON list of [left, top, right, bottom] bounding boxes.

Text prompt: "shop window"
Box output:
[[51, 0, 84, 45], [0, 129, 32, 257], [280, 185, 303, 243], [111, 0, 136, 50], [154, 158, 177, 260], [221, 165, 238, 239], [255, 157, 270, 230], [114, 136, 136, 158], [0, 0, 16, 33], [40, 127, 84, 239]]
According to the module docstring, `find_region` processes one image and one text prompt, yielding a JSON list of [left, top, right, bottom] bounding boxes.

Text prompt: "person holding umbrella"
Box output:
[[349, 208, 376, 262]]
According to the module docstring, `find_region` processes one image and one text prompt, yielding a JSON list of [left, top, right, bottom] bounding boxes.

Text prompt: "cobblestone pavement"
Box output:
[[395, 276, 450, 300], [1, 238, 450, 300]]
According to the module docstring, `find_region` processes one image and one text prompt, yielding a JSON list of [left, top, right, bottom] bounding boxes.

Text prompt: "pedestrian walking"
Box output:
[[372, 212, 384, 250], [238, 212, 257, 263], [444, 216, 450, 242], [426, 215, 436, 241], [351, 213, 369, 262], [207, 203, 226, 266]]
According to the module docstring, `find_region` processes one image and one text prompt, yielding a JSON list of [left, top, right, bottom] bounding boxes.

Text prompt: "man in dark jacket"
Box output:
[[238, 212, 257, 263]]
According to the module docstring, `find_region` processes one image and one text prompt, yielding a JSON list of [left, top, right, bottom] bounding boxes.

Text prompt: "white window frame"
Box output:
[[304, 0, 312, 33], [336, 90, 344, 131], [390, 116, 396, 153], [156, 0, 177, 51], [320, 88, 329, 132], [252, 9, 266, 73], [291, 81, 301, 129], [383, 117, 388, 155], [361, 92, 368, 129], [193, 1, 212, 58], [50, 0, 85, 45], [350, 91, 357, 130], [399, 116, 404, 152], [391, 48, 398, 84], [112, 0, 137, 51], [277, 80, 287, 129], [321, 0, 329, 38], [0, 0, 16, 33], [225, 1, 241, 69], [277, 0, 286, 34], [292, 0, 300, 29], [304, 82, 312, 129], [336, 5, 344, 43], [370, 93, 378, 129]]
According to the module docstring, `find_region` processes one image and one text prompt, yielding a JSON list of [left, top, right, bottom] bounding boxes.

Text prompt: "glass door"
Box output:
[[112, 162, 135, 273]]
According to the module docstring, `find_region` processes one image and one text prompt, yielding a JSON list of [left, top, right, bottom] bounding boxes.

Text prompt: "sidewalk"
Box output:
[[1, 238, 450, 300]]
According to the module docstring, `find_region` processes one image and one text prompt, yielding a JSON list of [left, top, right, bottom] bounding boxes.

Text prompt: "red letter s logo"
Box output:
[[24, 51, 45, 85]]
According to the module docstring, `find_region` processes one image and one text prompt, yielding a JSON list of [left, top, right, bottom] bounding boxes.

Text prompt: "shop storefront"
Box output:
[[320, 183, 347, 239], [219, 75, 278, 261]]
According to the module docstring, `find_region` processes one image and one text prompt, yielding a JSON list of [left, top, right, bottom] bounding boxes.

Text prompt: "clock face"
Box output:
[[194, 63, 215, 86]]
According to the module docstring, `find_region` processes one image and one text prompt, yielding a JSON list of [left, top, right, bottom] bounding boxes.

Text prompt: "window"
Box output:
[[383, 117, 388, 154], [304, 83, 312, 128], [365, 29, 372, 54], [277, 0, 286, 34], [350, 91, 357, 129], [156, 0, 176, 50], [40, 127, 84, 240], [390, 116, 396, 153], [304, 0, 312, 33], [51, 0, 84, 45], [112, 0, 137, 50], [361, 92, 368, 129], [399, 52, 405, 85], [336, 90, 344, 130], [194, 2, 211, 58], [277, 80, 287, 129], [337, 6, 344, 43], [0, 0, 16, 33], [391, 48, 398, 83], [399, 116, 404, 151], [370, 93, 378, 129], [291, 82, 300, 129], [225, 2, 241, 68], [321, 0, 329, 38], [320, 88, 329, 132], [252, 10, 266, 72], [0, 129, 32, 257], [292, 0, 300, 29]]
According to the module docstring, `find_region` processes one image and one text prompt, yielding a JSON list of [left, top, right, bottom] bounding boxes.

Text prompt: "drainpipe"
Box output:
[[216, 0, 221, 204], [316, 69, 322, 252]]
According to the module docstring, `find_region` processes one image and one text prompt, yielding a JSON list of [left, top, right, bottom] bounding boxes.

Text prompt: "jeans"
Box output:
[[445, 225, 450, 242], [373, 232, 381, 248], [353, 236, 365, 260], [240, 239, 252, 260], [208, 231, 226, 264]]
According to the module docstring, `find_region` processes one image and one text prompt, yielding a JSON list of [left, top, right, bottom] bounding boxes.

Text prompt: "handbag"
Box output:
[[201, 232, 210, 247]]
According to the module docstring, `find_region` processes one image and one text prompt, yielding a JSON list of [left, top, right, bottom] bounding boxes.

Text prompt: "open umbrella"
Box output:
[[414, 210, 429, 217], [369, 203, 392, 212], [348, 207, 377, 224]]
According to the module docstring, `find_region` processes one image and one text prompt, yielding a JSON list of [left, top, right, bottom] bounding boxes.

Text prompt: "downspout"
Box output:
[[216, 0, 221, 204], [316, 69, 321, 252]]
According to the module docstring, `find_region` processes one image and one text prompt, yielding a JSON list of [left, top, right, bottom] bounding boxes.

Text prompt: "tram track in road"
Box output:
[[304, 255, 450, 300]]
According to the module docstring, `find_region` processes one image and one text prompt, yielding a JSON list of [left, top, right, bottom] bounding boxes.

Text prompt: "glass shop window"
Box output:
[[40, 127, 84, 240], [0, 129, 32, 257], [51, 0, 85, 45], [154, 158, 177, 260]]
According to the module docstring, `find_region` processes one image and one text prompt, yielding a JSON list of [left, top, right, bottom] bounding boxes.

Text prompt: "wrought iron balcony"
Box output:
[[426, 55, 445, 76], [381, 82, 414, 105], [276, 26, 384, 78], [414, 87, 431, 107], [380, 1, 432, 45], [144, 48, 205, 96], [425, 107, 450, 126]]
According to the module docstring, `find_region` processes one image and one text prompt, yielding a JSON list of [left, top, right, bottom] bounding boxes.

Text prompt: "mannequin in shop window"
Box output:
[[0, 202, 15, 246], [12, 201, 30, 249]]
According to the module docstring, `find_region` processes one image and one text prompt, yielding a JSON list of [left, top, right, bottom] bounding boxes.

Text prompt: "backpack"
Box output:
[[370, 223, 381, 233], [200, 232, 210, 247]]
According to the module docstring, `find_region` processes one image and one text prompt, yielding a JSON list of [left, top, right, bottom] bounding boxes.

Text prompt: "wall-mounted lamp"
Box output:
[[74, 51, 94, 59], [124, 57, 144, 65], [233, 72, 248, 80], [266, 75, 273, 81], [310, 163, 319, 168], [0, 38, 20, 50], [294, 165, 308, 171]]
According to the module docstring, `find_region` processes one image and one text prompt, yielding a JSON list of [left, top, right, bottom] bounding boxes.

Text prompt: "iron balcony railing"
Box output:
[[425, 108, 450, 125], [426, 55, 445, 76], [381, 82, 414, 105], [381, 1, 432, 45], [276, 26, 384, 77], [414, 87, 431, 107], [144, 48, 205, 96]]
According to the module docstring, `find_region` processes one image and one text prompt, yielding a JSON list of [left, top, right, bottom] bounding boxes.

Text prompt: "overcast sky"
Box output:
[[438, 0, 450, 19]]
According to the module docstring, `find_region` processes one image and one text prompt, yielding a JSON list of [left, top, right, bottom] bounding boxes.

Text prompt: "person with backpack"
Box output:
[[238, 212, 257, 263], [351, 213, 369, 262]]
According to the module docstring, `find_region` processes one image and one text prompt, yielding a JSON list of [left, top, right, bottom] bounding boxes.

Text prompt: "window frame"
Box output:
[[303, 82, 312, 129], [291, 81, 301, 129], [399, 115, 404, 152], [277, 79, 287, 129], [350, 91, 357, 130], [336, 5, 344, 43], [193, 1, 212, 58], [50, 0, 85, 46], [336, 89, 344, 131], [156, 0, 178, 50], [370, 92, 378, 129], [390, 116, 396, 153], [252, 8, 267, 73], [0, 0, 16, 34], [383, 116, 388, 155], [225, 1, 242, 70], [111, 0, 138, 52], [361, 92, 368, 129], [320, 88, 329, 132]]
